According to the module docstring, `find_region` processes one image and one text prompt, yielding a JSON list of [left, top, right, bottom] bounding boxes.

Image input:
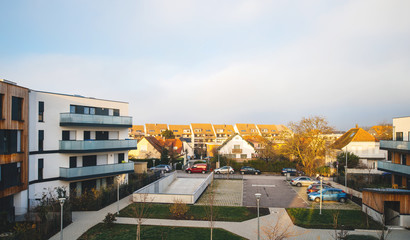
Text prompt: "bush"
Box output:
[[103, 213, 116, 227], [169, 199, 190, 219]]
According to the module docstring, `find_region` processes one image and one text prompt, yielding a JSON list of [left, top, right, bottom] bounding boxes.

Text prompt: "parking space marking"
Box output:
[[252, 184, 276, 187]]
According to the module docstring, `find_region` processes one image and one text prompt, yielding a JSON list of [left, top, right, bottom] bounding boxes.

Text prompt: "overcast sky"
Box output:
[[1, 0, 409, 130]]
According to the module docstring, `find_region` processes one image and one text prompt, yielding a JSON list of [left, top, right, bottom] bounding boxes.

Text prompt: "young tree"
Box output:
[[280, 116, 334, 176], [335, 151, 359, 175], [204, 178, 216, 240], [161, 129, 175, 139], [132, 194, 152, 240]]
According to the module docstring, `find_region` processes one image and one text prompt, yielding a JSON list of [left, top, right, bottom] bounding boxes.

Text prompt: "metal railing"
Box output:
[[377, 161, 410, 175], [60, 162, 134, 180], [59, 139, 137, 152], [380, 140, 410, 151], [60, 113, 132, 127]]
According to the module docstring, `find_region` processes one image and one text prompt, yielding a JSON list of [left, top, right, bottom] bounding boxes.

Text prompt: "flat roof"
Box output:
[[32, 90, 129, 104], [363, 188, 410, 195]]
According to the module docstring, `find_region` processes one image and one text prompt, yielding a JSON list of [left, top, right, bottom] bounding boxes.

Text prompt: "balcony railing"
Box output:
[[59, 139, 137, 153], [380, 140, 410, 151], [232, 149, 242, 154], [60, 162, 134, 180], [60, 113, 132, 127], [377, 161, 410, 176]]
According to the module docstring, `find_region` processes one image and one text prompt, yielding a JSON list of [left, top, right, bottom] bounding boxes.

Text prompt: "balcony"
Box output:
[[380, 140, 410, 152], [232, 149, 242, 154], [60, 113, 132, 127], [377, 161, 410, 176], [60, 162, 134, 180], [59, 139, 137, 153]]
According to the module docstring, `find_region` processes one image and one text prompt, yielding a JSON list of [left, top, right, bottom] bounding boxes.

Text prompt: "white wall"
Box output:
[[219, 135, 255, 158], [343, 141, 387, 160], [393, 117, 410, 141]]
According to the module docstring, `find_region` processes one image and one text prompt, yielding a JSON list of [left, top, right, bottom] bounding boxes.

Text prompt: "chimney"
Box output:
[[355, 124, 358, 128]]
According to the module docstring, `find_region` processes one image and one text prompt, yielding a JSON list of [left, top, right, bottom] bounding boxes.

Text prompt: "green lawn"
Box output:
[[78, 223, 246, 240], [286, 208, 383, 230], [119, 203, 269, 222]]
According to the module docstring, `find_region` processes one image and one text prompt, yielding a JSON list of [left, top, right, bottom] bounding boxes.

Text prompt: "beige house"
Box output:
[[129, 137, 162, 159]]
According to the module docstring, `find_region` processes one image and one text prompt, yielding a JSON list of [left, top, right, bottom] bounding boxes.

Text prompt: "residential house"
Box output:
[[0, 80, 29, 220], [130, 136, 162, 159], [28, 90, 136, 203], [368, 125, 393, 141], [256, 124, 286, 141], [190, 123, 215, 158], [212, 124, 235, 144], [330, 127, 387, 169], [361, 117, 410, 228], [128, 125, 145, 140], [169, 125, 191, 138], [234, 123, 260, 136], [217, 134, 256, 162], [145, 123, 167, 137]]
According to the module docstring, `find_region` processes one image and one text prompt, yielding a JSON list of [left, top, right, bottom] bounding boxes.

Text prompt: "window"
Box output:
[[0, 163, 19, 189], [83, 155, 97, 166], [401, 154, 407, 165], [62, 131, 70, 140], [206, 129, 211, 132], [84, 131, 91, 140], [38, 101, 44, 122], [69, 157, 77, 168], [396, 132, 403, 141], [234, 145, 240, 149], [12, 96, 23, 121], [0, 94, 3, 119], [0, 130, 20, 154], [38, 159, 44, 180], [118, 153, 124, 163], [113, 109, 119, 116], [90, 107, 95, 115], [38, 130, 44, 151], [96, 131, 108, 140], [241, 154, 247, 159], [173, 130, 178, 132]]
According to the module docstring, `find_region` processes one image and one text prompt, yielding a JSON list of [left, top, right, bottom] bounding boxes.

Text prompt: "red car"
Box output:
[[185, 164, 208, 174], [306, 184, 331, 194]]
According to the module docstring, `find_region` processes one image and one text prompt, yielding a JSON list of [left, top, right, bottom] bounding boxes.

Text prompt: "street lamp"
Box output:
[[116, 176, 121, 215], [59, 198, 66, 240], [255, 193, 261, 240]]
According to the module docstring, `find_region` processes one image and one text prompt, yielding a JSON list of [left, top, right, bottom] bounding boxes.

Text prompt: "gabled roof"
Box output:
[[143, 136, 163, 152], [191, 123, 215, 136], [169, 125, 191, 135], [213, 124, 235, 135], [217, 134, 255, 150], [130, 125, 145, 133], [145, 123, 168, 135], [157, 138, 184, 154], [331, 128, 377, 149], [235, 123, 259, 135]]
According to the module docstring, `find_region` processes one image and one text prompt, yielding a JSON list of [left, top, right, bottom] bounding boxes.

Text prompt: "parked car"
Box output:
[[290, 176, 318, 187], [214, 166, 234, 174], [281, 168, 297, 176], [239, 166, 261, 175], [306, 184, 332, 194], [150, 164, 171, 173], [185, 163, 208, 174], [308, 188, 347, 203]]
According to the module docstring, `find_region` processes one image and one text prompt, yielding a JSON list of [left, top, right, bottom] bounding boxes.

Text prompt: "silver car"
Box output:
[[290, 176, 318, 187], [214, 166, 234, 174]]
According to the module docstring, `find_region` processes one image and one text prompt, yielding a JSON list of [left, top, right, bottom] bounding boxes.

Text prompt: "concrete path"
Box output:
[[49, 195, 134, 240]]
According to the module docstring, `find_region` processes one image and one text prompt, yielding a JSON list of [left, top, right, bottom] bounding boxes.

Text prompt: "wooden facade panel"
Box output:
[[0, 81, 29, 197], [363, 191, 410, 214]]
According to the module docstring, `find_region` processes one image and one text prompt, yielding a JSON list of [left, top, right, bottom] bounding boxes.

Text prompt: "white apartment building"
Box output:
[[28, 91, 137, 202]]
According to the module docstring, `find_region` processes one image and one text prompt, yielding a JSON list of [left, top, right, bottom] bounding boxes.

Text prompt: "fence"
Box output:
[[214, 174, 243, 180]]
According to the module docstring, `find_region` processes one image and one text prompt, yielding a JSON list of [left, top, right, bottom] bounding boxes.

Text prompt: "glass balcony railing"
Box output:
[[59, 139, 137, 152], [60, 113, 132, 127], [380, 140, 410, 151], [60, 162, 134, 180], [377, 161, 410, 176]]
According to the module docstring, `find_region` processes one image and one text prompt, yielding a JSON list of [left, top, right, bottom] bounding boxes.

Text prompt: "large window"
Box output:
[[38, 101, 44, 122], [0, 163, 19, 190], [38, 159, 44, 180], [118, 153, 124, 163], [12, 96, 23, 121], [0, 130, 21, 154], [69, 156, 77, 168], [38, 130, 44, 151], [396, 132, 403, 141], [70, 105, 119, 116]]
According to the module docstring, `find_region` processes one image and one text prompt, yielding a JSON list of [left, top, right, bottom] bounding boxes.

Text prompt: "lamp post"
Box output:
[[59, 198, 66, 240], [319, 176, 323, 215], [255, 193, 261, 240], [116, 176, 121, 215], [345, 147, 348, 188]]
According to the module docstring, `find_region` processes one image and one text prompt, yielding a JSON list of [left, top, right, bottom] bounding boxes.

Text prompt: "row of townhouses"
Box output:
[[0, 79, 137, 221]]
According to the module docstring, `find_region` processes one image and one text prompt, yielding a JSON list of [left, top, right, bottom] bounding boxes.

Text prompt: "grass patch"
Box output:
[[78, 223, 246, 240], [119, 203, 270, 222], [346, 235, 378, 240], [286, 208, 383, 230]]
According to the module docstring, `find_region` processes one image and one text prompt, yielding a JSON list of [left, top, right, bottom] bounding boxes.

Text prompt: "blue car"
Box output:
[[308, 188, 347, 203]]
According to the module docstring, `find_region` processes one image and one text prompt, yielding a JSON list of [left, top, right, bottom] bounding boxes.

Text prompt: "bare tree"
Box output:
[[331, 211, 349, 240], [261, 213, 304, 240], [280, 116, 334, 176], [204, 177, 216, 240], [132, 193, 153, 240]]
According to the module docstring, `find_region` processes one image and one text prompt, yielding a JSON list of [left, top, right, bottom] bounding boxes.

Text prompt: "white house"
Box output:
[[217, 134, 256, 161], [331, 127, 387, 170], [28, 91, 137, 203]]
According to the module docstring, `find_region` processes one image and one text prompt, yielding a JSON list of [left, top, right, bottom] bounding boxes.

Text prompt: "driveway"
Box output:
[[242, 175, 307, 208]]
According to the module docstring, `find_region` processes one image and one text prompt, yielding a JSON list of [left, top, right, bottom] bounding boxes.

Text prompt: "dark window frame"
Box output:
[[396, 132, 403, 141], [38, 159, 44, 180], [38, 130, 44, 151], [11, 96, 23, 121], [38, 101, 44, 122]]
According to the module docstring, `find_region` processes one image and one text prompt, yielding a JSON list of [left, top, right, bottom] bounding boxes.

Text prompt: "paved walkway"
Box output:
[[195, 179, 243, 206]]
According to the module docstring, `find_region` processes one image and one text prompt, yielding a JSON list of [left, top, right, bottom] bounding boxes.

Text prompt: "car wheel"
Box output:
[[296, 183, 302, 187], [188, 170, 191, 174], [216, 171, 220, 174], [255, 172, 258, 175], [230, 171, 234, 174], [339, 198, 346, 203], [241, 172, 244, 175], [315, 197, 320, 203], [202, 170, 205, 174]]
